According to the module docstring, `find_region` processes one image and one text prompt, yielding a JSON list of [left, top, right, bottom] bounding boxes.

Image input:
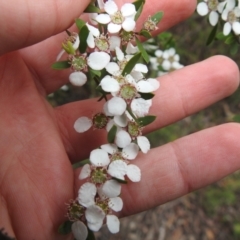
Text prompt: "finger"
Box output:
[[119, 123, 240, 216], [19, 0, 197, 94], [55, 56, 240, 162], [0, 0, 91, 55]]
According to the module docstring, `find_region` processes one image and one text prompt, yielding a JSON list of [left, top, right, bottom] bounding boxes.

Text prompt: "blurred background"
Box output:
[[50, 12, 240, 240]]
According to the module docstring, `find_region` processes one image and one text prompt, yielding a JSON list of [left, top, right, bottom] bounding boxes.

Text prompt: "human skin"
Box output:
[[0, 0, 240, 239]]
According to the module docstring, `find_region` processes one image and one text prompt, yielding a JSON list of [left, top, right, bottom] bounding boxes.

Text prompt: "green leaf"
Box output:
[[139, 29, 152, 38], [84, 3, 101, 13], [58, 221, 73, 235], [225, 35, 235, 45], [151, 11, 164, 24], [112, 177, 128, 184], [122, 52, 142, 76], [108, 125, 117, 143], [136, 37, 149, 63], [72, 159, 90, 169], [89, 68, 102, 77], [133, 1, 144, 20], [139, 92, 155, 100], [137, 115, 156, 127], [233, 114, 240, 123], [206, 23, 218, 46], [79, 25, 90, 53], [230, 42, 239, 55], [51, 61, 71, 70], [75, 19, 86, 31]]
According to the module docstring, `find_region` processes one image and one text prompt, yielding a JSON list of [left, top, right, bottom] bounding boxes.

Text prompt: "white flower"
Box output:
[[197, 0, 220, 26], [85, 195, 123, 233], [222, 6, 240, 35], [96, 0, 136, 33]]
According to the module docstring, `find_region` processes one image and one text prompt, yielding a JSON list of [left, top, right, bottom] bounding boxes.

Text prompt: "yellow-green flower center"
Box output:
[[91, 168, 107, 184], [120, 84, 137, 101], [111, 11, 124, 24], [208, 0, 219, 11], [67, 200, 84, 221], [95, 35, 110, 52], [92, 113, 108, 129], [69, 55, 87, 71], [128, 121, 141, 138]]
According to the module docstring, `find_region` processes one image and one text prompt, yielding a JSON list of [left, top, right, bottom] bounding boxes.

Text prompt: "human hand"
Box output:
[[0, 0, 239, 239]]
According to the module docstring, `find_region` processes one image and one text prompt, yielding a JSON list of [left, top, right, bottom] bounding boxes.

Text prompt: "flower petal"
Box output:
[[137, 136, 150, 153], [107, 97, 127, 116], [88, 52, 110, 70], [86, 23, 100, 37], [102, 180, 121, 198], [106, 215, 120, 233], [126, 42, 138, 55], [72, 221, 88, 240], [233, 21, 240, 34], [137, 80, 154, 93], [101, 143, 118, 154], [74, 117, 92, 133], [131, 98, 152, 117], [122, 18, 136, 32], [109, 36, 121, 51], [115, 130, 132, 148], [108, 22, 122, 33], [115, 47, 124, 61], [114, 114, 128, 127], [90, 149, 110, 166], [121, 3, 136, 17], [100, 75, 120, 92], [79, 164, 91, 180], [127, 164, 141, 182], [78, 182, 96, 207], [122, 143, 139, 160], [106, 62, 120, 75], [87, 32, 95, 48], [86, 205, 105, 232], [134, 63, 148, 73], [209, 11, 219, 26], [69, 72, 87, 87], [104, 0, 118, 15], [96, 14, 111, 24], [107, 160, 128, 180], [147, 78, 160, 91], [108, 197, 123, 212], [196, 2, 208, 16], [223, 22, 232, 36]]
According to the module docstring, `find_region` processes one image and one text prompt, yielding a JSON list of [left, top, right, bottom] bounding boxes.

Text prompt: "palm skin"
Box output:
[[0, 0, 240, 239]]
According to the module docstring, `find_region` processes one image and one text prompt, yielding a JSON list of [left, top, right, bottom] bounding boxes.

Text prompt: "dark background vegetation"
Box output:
[[49, 12, 240, 240]]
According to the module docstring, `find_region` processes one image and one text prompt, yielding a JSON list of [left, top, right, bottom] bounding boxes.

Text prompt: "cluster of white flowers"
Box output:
[[197, 0, 240, 36], [150, 47, 184, 76], [54, 0, 163, 239]]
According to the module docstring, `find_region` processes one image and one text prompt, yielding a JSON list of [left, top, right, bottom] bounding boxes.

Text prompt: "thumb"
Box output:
[[0, 0, 90, 55]]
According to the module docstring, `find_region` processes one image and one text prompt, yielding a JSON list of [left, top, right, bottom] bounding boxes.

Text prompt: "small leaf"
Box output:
[[225, 35, 235, 45], [58, 221, 73, 235], [72, 159, 90, 169], [206, 23, 218, 46], [76, 19, 86, 31], [112, 177, 128, 184], [133, 1, 144, 21], [137, 115, 156, 127], [79, 25, 90, 54], [233, 114, 240, 123], [51, 61, 71, 70], [139, 92, 155, 100], [139, 29, 152, 38], [122, 52, 142, 76], [84, 3, 101, 13], [89, 68, 102, 77], [230, 42, 239, 55], [136, 37, 149, 63], [108, 125, 117, 143], [151, 11, 164, 24]]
